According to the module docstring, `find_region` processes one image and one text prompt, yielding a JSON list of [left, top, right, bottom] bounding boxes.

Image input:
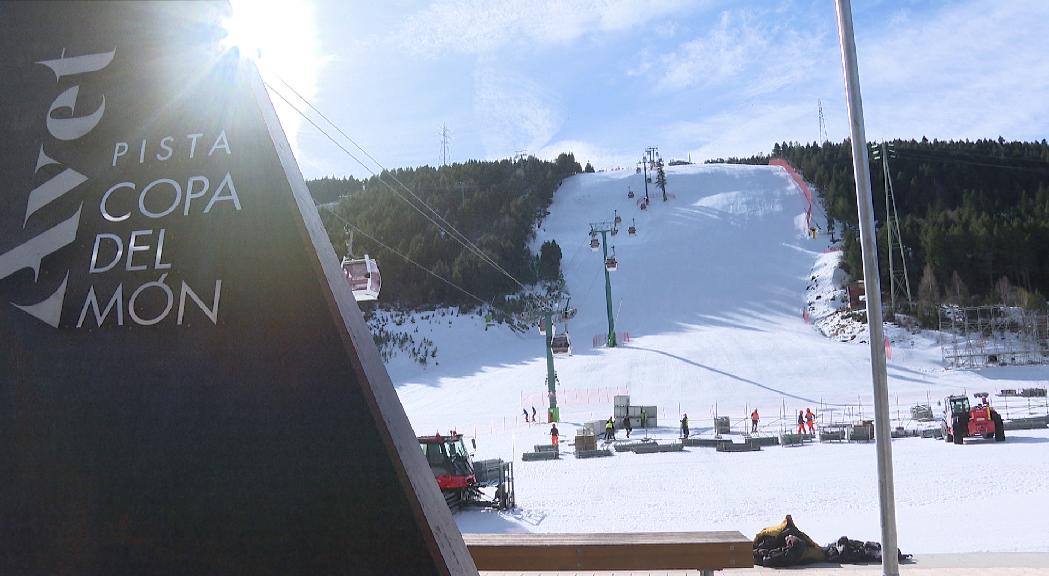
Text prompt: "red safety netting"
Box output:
[[769, 158, 813, 229]]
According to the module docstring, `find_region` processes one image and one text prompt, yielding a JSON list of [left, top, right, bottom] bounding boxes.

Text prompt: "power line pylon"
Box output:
[[818, 99, 828, 144], [871, 141, 912, 314], [440, 123, 450, 166]]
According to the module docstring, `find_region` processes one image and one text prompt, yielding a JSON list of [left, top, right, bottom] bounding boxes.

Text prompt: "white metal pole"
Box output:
[[833, 1, 900, 574]]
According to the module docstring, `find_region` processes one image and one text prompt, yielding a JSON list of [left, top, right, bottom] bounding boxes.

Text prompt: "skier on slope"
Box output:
[[550, 423, 559, 447]]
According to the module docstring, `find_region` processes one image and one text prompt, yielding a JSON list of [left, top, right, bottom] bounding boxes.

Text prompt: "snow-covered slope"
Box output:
[[394, 164, 963, 432], [384, 163, 1049, 552]]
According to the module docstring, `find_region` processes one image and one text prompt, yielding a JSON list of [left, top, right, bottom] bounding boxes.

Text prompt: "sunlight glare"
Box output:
[[222, 0, 325, 155]]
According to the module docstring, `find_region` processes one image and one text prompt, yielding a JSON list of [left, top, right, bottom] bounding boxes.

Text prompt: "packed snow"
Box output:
[[378, 163, 1049, 553]]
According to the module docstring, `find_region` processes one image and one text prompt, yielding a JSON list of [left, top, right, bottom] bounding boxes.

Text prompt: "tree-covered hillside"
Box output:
[[308, 153, 581, 308], [714, 139, 1049, 320]]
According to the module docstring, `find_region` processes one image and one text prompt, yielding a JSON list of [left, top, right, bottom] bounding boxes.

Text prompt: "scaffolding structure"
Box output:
[[939, 305, 1049, 368]]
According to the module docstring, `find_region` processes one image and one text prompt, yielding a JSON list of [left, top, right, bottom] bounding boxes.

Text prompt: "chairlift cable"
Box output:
[[260, 87, 493, 306], [266, 75, 529, 292], [322, 206, 490, 307], [266, 80, 523, 290]]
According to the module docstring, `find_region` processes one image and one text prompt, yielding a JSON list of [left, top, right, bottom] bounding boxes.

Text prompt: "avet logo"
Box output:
[[0, 49, 114, 327]]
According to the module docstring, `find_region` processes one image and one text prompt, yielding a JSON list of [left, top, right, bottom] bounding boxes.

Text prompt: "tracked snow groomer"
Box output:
[[418, 432, 515, 511], [941, 394, 1005, 444]]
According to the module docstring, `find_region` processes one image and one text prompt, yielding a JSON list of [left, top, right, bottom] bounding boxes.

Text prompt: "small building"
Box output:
[[847, 280, 866, 310]]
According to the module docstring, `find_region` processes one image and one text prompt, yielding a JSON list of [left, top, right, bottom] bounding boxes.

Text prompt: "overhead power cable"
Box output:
[[895, 150, 1049, 173], [265, 75, 529, 293]]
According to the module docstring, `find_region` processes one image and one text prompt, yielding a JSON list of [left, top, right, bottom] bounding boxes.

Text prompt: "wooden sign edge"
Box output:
[[245, 64, 478, 576]]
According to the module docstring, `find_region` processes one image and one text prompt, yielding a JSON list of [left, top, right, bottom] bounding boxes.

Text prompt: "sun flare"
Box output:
[[222, 0, 325, 153]]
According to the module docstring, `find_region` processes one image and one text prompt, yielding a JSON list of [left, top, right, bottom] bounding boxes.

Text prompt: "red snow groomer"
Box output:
[[417, 431, 514, 511], [941, 393, 1005, 444]]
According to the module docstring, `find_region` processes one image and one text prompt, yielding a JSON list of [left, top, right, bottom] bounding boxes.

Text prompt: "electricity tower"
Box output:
[[818, 99, 828, 144], [440, 123, 450, 166], [871, 141, 912, 314]]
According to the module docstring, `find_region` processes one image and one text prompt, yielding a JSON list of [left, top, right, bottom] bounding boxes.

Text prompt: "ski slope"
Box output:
[[386, 163, 1049, 553]]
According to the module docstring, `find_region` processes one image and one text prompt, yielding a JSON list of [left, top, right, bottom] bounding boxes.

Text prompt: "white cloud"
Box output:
[[666, 102, 814, 162], [858, 1, 1049, 142], [473, 69, 562, 158], [391, 0, 697, 57], [534, 139, 639, 171], [652, 10, 827, 97]]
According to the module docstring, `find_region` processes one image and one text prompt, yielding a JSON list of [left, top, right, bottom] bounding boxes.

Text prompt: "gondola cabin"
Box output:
[[341, 255, 381, 301], [605, 256, 618, 272], [550, 333, 572, 356], [590, 237, 600, 251]]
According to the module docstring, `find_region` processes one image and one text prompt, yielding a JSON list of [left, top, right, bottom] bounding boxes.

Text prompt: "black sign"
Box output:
[[0, 2, 475, 574]]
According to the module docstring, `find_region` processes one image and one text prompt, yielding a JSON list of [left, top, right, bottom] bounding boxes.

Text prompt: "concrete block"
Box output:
[[522, 451, 559, 462], [534, 444, 558, 453], [749, 435, 780, 447], [631, 442, 684, 454], [576, 448, 613, 459], [685, 437, 729, 448], [716, 441, 761, 452], [614, 394, 630, 407], [1005, 416, 1049, 430]]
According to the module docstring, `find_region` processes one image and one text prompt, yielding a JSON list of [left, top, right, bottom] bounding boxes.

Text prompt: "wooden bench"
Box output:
[[464, 531, 752, 575]]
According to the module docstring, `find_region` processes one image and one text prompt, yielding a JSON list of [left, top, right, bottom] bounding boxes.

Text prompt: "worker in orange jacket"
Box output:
[[805, 408, 816, 434], [751, 409, 760, 433]]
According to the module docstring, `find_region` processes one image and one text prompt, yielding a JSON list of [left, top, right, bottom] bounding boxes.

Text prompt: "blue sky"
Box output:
[[242, 0, 1049, 179]]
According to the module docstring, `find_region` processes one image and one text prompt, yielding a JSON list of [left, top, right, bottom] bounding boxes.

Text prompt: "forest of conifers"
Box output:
[[308, 153, 579, 307], [715, 139, 1049, 323], [310, 139, 1049, 323]]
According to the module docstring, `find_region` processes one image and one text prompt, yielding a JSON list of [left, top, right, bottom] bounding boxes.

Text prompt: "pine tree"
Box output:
[[916, 263, 940, 327], [656, 161, 668, 201], [584, 162, 595, 173]]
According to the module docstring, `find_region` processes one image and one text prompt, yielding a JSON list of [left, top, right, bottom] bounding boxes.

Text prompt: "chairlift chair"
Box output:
[[628, 218, 637, 236], [341, 254, 381, 301], [627, 188, 635, 199], [614, 210, 622, 225]]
